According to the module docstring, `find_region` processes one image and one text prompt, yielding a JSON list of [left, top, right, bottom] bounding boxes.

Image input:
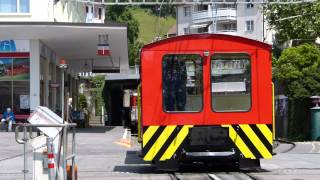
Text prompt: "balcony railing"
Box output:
[[215, 29, 237, 35], [192, 8, 236, 23], [86, 13, 104, 23]]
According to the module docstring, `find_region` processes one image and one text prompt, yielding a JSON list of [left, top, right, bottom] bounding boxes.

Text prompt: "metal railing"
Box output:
[[73, 0, 318, 5], [192, 8, 236, 22], [15, 123, 77, 180]]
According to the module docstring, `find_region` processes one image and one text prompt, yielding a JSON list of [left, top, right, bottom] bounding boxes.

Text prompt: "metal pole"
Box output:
[[22, 126, 28, 180], [156, 0, 165, 39], [72, 127, 76, 180], [63, 127, 68, 180], [61, 70, 65, 123]]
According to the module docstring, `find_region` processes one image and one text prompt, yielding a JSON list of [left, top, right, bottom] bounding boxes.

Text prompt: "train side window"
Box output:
[[211, 53, 251, 112], [162, 54, 203, 112]]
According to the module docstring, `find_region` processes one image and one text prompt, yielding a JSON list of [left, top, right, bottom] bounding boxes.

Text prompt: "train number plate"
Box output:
[[189, 127, 229, 146]]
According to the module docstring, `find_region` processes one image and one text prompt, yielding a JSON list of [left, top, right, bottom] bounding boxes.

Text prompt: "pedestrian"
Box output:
[[1, 107, 15, 131]]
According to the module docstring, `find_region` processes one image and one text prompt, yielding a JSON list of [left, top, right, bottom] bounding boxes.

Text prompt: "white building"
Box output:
[[0, 0, 105, 23], [177, 0, 271, 43], [0, 0, 129, 122]]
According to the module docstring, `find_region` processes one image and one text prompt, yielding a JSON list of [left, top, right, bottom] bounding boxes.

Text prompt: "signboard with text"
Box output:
[[0, 40, 29, 52]]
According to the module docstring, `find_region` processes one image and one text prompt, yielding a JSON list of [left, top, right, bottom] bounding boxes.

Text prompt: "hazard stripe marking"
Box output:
[[142, 126, 166, 155], [257, 124, 273, 145], [240, 124, 272, 159], [234, 125, 262, 159], [143, 126, 159, 147], [142, 124, 273, 162], [153, 126, 182, 161], [251, 125, 273, 151], [144, 126, 177, 161], [159, 125, 192, 161], [222, 125, 255, 159]]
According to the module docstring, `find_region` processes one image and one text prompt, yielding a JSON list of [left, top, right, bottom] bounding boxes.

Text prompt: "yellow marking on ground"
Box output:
[[144, 126, 176, 161], [160, 125, 193, 161], [222, 125, 256, 159], [240, 124, 272, 159], [143, 126, 159, 147], [115, 140, 131, 148]]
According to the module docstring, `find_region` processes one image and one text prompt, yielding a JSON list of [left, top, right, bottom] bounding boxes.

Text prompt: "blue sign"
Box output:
[[0, 40, 16, 52]]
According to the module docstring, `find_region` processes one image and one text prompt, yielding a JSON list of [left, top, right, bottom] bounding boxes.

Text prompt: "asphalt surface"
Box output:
[[1, 126, 320, 180]]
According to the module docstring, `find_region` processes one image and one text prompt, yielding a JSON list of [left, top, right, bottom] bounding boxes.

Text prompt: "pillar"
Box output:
[[30, 40, 40, 111]]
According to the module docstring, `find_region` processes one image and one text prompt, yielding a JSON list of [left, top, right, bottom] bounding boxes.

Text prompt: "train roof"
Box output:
[[142, 34, 272, 51]]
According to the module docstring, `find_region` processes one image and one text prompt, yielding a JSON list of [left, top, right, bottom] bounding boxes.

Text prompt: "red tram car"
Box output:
[[139, 34, 273, 169]]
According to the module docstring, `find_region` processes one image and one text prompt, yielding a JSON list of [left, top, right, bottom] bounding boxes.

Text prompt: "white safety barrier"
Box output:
[[15, 106, 77, 180]]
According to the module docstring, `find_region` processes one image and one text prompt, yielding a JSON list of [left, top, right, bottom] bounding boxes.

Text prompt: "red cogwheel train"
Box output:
[[139, 34, 273, 169]]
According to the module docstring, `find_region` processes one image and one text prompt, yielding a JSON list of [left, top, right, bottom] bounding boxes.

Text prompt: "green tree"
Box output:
[[273, 44, 320, 140], [89, 75, 105, 116], [78, 94, 87, 109], [128, 40, 144, 65], [273, 43, 320, 99], [105, 6, 142, 65], [265, 2, 320, 43]]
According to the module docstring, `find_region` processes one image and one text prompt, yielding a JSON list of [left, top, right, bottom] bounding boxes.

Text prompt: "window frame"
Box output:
[[246, 0, 254, 8], [0, 0, 30, 14], [183, 6, 191, 17], [210, 53, 252, 113], [184, 27, 190, 35], [245, 20, 254, 32], [162, 53, 204, 113]]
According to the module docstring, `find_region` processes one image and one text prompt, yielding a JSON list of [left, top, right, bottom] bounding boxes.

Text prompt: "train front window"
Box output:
[[211, 54, 251, 112], [162, 54, 203, 112]]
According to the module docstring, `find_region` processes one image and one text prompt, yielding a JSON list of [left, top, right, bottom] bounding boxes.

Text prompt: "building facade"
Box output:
[[0, 0, 128, 121], [177, 0, 268, 42], [0, 0, 105, 23]]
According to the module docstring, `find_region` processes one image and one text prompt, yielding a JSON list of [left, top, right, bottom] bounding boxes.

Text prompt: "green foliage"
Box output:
[[106, 5, 139, 44], [78, 94, 87, 109], [265, 2, 320, 43], [129, 40, 144, 65], [89, 75, 105, 116], [106, 6, 141, 65], [130, 8, 176, 43], [140, 4, 176, 17], [273, 44, 320, 99]]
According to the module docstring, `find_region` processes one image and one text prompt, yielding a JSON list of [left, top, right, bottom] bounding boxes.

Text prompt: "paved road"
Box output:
[[1, 126, 320, 179]]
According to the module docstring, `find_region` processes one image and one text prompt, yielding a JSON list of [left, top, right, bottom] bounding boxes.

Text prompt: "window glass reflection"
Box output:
[[162, 54, 203, 112]]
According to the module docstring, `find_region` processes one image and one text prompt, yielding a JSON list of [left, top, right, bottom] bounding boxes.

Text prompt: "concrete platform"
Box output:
[[1, 126, 320, 179]]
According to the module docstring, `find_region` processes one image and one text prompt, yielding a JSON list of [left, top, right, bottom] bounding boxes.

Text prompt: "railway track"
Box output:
[[169, 172, 256, 180]]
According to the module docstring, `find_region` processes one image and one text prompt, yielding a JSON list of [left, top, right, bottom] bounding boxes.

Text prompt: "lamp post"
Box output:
[[59, 59, 68, 123]]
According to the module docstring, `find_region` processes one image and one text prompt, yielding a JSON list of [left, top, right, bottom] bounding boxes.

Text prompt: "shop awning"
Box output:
[[0, 22, 128, 74]]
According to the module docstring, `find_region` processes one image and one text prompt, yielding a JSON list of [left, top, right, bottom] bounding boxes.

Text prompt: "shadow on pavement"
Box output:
[[76, 126, 115, 133], [114, 151, 269, 174]]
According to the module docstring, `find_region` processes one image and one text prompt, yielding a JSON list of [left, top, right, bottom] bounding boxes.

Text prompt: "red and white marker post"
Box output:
[[47, 137, 55, 180]]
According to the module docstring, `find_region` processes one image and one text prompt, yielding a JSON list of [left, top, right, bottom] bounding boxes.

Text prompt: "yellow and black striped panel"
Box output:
[[222, 124, 273, 159], [142, 125, 193, 161], [142, 124, 273, 162]]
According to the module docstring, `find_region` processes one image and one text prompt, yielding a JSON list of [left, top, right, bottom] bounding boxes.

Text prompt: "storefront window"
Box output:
[[0, 0, 17, 13], [211, 53, 251, 112], [19, 0, 30, 13], [0, 57, 30, 115], [0, 0, 30, 13], [162, 54, 203, 112]]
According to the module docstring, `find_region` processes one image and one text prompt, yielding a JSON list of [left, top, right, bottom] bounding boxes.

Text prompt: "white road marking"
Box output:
[[317, 142, 320, 153], [208, 173, 223, 180], [309, 142, 316, 153]]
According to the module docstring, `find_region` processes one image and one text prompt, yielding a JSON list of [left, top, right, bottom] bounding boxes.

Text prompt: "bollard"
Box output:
[[47, 137, 55, 180], [311, 106, 320, 140], [310, 96, 320, 141]]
